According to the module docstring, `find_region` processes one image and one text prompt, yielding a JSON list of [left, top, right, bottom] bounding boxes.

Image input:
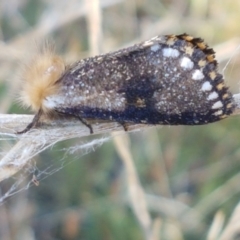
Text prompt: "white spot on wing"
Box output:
[[192, 69, 204, 80], [150, 44, 160, 52], [162, 48, 180, 58], [207, 91, 218, 100], [214, 110, 223, 116], [180, 57, 194, 70], [43, 96, 64, 109], [201, 82, 212, 91], [43, 95, 84, 109], [212, 101, 223, 109]]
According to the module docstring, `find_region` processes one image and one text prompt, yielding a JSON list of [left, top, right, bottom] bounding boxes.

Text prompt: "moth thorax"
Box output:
[[20, 53, 65, 112]]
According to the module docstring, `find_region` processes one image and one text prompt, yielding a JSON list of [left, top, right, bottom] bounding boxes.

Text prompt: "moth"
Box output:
[[19, 33, 234, 134]]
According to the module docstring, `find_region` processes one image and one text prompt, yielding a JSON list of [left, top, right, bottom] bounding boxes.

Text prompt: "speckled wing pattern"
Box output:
[[51, 34, 234, 128]]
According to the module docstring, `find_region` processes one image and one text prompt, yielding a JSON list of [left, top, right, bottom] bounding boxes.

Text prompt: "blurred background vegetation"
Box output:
[[1, 0, 240, 239]]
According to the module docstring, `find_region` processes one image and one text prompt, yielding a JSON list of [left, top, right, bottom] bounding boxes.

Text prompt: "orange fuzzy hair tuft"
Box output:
[[19, 43, 65, 113]]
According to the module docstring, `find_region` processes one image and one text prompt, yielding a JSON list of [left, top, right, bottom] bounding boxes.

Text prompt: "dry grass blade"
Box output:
[[207, 211, 225, 240], [218, 202, 240, 240], [113, 133, 152, 239]]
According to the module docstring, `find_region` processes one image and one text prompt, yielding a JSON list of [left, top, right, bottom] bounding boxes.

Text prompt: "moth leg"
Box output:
[[77, 116, 93, 134], [54, 110, 93, 134], [17, 109, 43, 134], [119, 122, 129, 131]]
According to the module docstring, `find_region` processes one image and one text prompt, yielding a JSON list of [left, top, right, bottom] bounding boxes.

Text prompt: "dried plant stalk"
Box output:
[[113, 133, 153, 239], [0, 114, 145, 182]]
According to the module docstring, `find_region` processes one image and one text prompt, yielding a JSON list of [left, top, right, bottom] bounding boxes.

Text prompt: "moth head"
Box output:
[[19, 42, 65, 113]]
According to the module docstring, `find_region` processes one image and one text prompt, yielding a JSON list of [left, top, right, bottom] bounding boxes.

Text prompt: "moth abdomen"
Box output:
[[19, 34, 235, 133]]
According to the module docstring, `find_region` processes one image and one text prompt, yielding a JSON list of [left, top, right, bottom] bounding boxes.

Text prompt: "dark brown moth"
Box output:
[[19, 34, 234, 133]]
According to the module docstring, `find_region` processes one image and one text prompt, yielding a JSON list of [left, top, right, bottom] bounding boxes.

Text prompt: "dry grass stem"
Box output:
[[194, 171, 240, 219], [150, 218, 162, 240], [207, 211, 225, 240], [146, 194, 203, 231], [85, 0, 103, 55], [113, 133, 153, 239], [219, 202, 240, 240], [0, 114, 146, 182]]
